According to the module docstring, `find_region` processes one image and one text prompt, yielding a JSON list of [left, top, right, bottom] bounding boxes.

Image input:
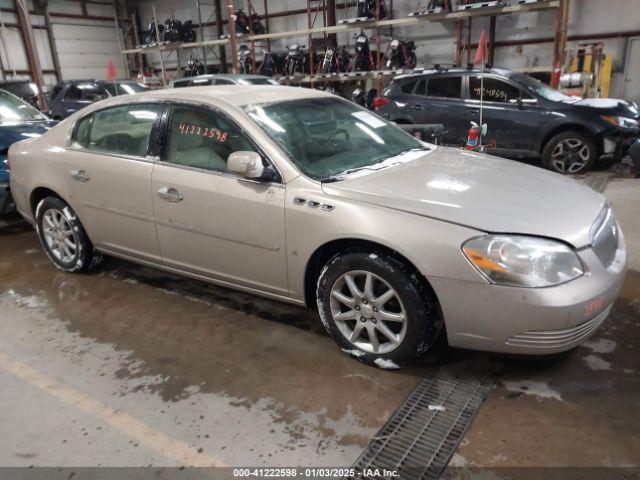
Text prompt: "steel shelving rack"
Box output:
[[119, 0, 565, 87]]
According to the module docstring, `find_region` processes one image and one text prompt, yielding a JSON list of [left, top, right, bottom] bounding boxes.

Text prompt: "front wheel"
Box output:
[[542, 131, 596, 174], [316, 250, 442, 368]]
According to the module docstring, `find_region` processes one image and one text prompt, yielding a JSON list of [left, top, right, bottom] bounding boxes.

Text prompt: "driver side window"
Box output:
[[165, 105, 257, 174]]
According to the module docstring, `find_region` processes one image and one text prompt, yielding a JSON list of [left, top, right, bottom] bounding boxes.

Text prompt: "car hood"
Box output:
[[321, 147, 606, 247], [0, 121, 57, 150], [563, 97, 640, 119]]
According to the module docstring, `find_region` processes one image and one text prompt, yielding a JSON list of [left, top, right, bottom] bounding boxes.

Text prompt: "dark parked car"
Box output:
[[375, 67, 640, 174], [0, 89, 56, 214], [0, 80, 40, 110], [48, 79, 148, 119]]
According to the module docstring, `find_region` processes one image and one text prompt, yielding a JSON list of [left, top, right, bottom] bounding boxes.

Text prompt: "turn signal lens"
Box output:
[[600, 115, 619, 127]]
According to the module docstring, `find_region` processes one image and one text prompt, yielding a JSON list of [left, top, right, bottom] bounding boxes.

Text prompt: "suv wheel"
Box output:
[[316, 250, 442, 368], [35, 196, 102, 273], [542, 131, 596, 174]]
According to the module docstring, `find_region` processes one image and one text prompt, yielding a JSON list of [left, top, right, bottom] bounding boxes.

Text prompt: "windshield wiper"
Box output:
[[323, 148, 427, 183]]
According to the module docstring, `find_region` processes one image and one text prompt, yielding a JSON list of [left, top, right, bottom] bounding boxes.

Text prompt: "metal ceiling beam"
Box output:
[[14, 0, 47, 109]]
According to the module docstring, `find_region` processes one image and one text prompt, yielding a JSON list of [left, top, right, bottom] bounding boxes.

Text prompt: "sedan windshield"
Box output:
[[245, 97, 427, 181], [0, 89, 46, 123]]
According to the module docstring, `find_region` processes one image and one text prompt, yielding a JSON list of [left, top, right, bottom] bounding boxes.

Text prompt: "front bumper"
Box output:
[[430, 230, 627, 355], [0, 182, 15, 215]]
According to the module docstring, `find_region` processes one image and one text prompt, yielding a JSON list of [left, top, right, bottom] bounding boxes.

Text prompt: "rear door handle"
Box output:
[[412, 104, 424, 111], [467, 109, 480, 115], [70, 169, 90, 183], [157, 186, 184, 203]]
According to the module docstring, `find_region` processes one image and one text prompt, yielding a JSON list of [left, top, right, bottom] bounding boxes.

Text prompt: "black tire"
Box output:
[[35, 196, 102, 273], [542, 131, 597, 174], [316, 249, 442, 369]]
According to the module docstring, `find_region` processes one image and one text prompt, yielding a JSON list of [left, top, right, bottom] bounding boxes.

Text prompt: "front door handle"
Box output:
[[467, 109, 480, 115], [70, 169, 90, 183], [157, 187, 184, 203], [412, 104, 424, 111]]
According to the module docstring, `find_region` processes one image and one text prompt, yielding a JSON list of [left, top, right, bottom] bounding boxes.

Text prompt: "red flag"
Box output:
[[473, 30, 487, 65], [107, 60, 117, 82]]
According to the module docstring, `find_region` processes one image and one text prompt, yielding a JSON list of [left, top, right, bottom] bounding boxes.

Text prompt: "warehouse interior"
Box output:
[[0, 0, 639, 479]]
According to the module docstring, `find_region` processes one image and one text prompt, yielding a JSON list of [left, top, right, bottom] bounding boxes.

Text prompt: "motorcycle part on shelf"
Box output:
[[352, 31, 375, 72], [410, 0, 452, 16], [351, 87, 378, 110], [385, 39, 417, 70], [143, 20, 164, 45], [181, 20, 197, 43], [163, 18, 182, 43], [184, 56, 205, 77], [283, 44, 310, 76], [258, 51, 278, 76], [238, 45, 253, 74], [356, 0, 387, 19], [234, 8, 265, 34]]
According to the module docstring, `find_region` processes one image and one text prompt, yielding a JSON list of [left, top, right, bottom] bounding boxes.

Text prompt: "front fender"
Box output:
[[285, 177, 485, 303]]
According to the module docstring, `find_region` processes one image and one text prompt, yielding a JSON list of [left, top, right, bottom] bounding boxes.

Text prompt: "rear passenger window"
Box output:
[[413, 79, 426, 96], [426, 77, 461, 98], [165, 105, 256, 173], [401, 80, 417, 94], [469, 76, 521, 103], [73, 104, 161, 157]]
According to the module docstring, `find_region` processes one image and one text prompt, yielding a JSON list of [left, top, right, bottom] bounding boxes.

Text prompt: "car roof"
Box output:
[[171, 74, 272, 83], [394, 67, 513, 81], [105, 85, 331, 107]]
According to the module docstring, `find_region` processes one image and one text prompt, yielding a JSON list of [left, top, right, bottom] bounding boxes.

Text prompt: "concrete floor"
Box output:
[[0, 175, 639, 472]]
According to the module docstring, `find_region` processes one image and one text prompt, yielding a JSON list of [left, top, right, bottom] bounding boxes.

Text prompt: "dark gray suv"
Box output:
[[375, 67, 639, 174]]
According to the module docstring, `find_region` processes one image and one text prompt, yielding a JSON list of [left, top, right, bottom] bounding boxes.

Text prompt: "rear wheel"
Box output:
[[542, 131, 596, 174], [35, 196, 102, 273], [316, 250, 442, 368]]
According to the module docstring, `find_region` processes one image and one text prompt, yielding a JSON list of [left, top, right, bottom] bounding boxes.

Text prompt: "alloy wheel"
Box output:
[[42, 208, 77, 263], [329, 270, 408, 355], [550, 138, 591, 173]]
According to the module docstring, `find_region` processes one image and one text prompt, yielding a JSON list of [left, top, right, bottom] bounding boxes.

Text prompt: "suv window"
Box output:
[[50, 84, 63, 99], [400, 80, 417, 94], [426, 76, 461, 98], [213, 78, 235, 85], [469, 76, 524, 103], [65, 83, 105, 101], [73, 104, 161, 157], [165, 105, 257, 173], [172, 79, 191, 88]]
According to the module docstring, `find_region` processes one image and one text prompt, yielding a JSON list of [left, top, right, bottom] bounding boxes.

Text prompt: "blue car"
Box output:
[[0, 89, 57, 215]]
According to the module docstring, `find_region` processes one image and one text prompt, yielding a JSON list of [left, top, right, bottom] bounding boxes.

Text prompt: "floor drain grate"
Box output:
[[350, 368, 494, 480]]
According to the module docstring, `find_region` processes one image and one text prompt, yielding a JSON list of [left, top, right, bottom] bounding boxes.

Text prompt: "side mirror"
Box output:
[[227, 151, 266, 179]]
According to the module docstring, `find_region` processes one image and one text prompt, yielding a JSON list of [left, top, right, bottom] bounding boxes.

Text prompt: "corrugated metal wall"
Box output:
[[0, 0, 122, 85]]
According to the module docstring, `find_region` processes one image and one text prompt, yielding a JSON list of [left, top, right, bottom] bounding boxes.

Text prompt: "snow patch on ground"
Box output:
[[373, 358, 400, 369], [582, 338, 617, 354], [582, 354, 612, 371], [449, 453, 467, 467], [341, 348, 365, 358], [502, 380, 563, 402]]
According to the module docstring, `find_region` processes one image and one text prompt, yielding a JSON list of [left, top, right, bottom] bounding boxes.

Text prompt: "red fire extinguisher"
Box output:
[[466, 121, 480, 150]]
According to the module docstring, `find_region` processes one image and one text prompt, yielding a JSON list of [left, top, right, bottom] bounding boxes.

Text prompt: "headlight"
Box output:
[[462, 235, 584, 288], [601, 115, 639, 130]]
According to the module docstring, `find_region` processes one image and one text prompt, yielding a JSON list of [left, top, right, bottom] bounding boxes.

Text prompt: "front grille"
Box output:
[[590, 207, 619, 268], [506, 303, 612, 349]]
